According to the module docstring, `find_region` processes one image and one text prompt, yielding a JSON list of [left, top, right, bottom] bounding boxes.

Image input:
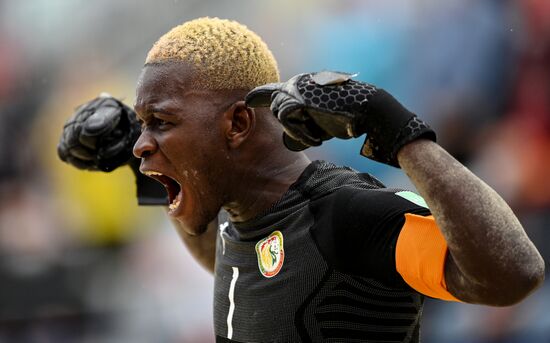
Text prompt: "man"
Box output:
[[58, 18, 544, 342]]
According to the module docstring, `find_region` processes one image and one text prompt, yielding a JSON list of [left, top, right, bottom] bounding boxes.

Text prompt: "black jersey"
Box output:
[[214, 160, 431, 342]]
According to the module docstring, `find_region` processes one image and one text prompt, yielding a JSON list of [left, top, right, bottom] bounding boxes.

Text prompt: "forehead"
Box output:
[[134, 61, 245, 117], [135, 62, 195, 107]]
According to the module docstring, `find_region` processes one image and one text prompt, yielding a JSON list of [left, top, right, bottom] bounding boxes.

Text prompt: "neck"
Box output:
[[223, 150, 311, 223]]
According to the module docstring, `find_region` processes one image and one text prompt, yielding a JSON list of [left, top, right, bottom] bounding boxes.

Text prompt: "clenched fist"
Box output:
[[245, 71, 436, 167]]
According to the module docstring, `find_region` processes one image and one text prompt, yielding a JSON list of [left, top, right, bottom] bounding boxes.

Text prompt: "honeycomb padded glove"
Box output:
[[246, 71, 436, 167]]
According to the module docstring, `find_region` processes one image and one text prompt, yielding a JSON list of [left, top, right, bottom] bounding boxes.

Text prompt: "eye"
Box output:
[[153, 114, 173, 130]]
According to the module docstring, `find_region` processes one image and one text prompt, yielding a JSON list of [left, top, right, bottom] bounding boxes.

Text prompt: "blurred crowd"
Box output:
[[0, 0, 548, 342]]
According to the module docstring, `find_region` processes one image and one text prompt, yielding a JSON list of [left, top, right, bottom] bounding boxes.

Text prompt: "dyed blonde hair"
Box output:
[[146, 17, 280, 90]]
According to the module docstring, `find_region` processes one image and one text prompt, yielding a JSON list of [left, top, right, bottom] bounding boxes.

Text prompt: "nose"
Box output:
[[133, 130, 157, 158]]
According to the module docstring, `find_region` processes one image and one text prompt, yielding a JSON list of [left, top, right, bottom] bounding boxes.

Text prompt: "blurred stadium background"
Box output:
[[0, 0, 549, 342]]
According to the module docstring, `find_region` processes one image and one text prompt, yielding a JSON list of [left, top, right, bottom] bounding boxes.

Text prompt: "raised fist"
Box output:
[[246, 71, 436, 167], [58, 93, 141, 172], [58, 93, 167, 205]]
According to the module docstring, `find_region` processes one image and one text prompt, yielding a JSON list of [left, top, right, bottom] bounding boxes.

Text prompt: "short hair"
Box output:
[[146, 17, 280, 90]]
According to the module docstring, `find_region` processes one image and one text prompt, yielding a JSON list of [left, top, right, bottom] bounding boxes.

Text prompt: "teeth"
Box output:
[[143, 171, 163, 176], [168, 198, 181, 211], [168, 190, 183, 212]]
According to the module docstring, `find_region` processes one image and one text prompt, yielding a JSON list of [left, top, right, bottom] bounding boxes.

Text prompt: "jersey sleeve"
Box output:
[[395, 213, 460, 301], [309, 186, 459, 301]]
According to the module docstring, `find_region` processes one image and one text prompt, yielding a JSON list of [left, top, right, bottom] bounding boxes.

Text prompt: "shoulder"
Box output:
[[310, 185, 430, 221]]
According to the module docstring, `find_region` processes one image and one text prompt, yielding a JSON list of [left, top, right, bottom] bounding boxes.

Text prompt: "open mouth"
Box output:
[[143, 171, 183, 213]]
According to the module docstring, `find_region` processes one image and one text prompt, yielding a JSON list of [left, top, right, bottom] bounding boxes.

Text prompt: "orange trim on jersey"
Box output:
[[395, 214, 461, 302]]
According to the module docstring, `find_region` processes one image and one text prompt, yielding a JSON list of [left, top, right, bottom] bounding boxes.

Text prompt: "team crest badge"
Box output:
[[255, 231, 284, 278]]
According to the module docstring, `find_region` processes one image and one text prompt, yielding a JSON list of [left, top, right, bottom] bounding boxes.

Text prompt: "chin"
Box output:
[[176, 216, 211, 236]]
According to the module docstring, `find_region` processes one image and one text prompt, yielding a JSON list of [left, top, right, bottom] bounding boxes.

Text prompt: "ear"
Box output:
[[223, 100, 256, 149]]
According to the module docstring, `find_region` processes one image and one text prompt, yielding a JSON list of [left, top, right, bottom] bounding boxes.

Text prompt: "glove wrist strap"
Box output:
[[359, 89, 436, 167]]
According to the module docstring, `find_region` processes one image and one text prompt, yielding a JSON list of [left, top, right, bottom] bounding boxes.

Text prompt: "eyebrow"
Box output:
[[133, 106, 171, 122], [146, 105, 174, 116]]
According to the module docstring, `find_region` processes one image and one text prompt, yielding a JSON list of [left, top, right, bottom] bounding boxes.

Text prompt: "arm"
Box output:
[[170, 217, 218, 274], [245, 71, 545, 305], [397, 139, 545, 306]]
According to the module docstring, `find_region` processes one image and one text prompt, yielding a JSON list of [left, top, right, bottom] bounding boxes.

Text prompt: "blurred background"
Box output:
[[0, 0, 548, 342]]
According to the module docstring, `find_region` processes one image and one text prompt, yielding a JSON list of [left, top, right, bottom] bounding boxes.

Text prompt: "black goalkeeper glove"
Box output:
[[245, 71, 436, 167], [57, 93, 168, 205]]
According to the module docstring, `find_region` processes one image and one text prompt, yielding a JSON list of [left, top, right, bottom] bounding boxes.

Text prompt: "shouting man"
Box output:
[[58, 17, 544, 342]]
